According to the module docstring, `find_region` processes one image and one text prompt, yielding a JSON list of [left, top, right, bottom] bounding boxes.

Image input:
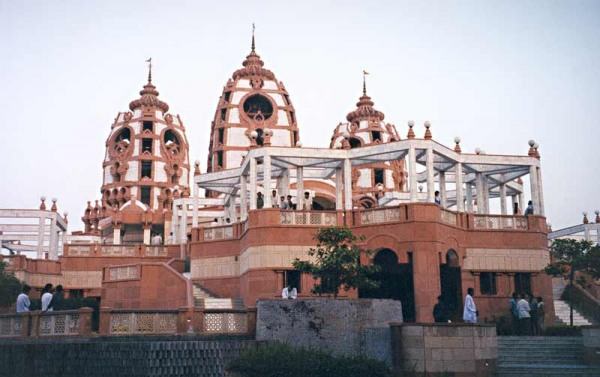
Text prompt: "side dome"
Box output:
[[329, 76, 406, 206], [207, 33, 300, 173]]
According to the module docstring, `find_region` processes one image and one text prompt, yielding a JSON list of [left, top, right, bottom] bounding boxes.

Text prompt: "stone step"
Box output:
[[198, 298, 245, 310], [496, 364, 600, 377]]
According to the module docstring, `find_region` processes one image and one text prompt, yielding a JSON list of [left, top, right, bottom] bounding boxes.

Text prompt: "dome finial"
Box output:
[[145, 57, 152, 83], [362, 70, 369, 96], [251, 23, 256, 53]]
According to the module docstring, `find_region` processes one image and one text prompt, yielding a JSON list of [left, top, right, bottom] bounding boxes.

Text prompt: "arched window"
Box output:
[[446, 249, 459, 268], [349, 138, 362, 149], [243, 94, 273, 120]]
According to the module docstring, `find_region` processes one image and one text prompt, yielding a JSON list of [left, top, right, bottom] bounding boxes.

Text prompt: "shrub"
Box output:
[[543, 325, 582, 336], [227, 343, 392, 377]]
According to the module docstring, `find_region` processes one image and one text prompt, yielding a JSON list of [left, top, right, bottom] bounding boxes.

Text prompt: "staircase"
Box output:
[[553, 278, 593, 326], [496, 336, 600, 376], [192, 282, 245, 310]]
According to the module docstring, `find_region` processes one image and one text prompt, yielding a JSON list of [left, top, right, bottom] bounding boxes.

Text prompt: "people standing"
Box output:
[[434, 191, 441, 205], [303, 192, 312, 210], [536, 296, 545, 335], [286, 195, 295, 210], [41, 283, 54, 311], [524, 200, 534, 215], [517, 293, 531, 335], [530, 296, 539, 335], [280, 196, 289, 210], [509, 292, 519, 335], [281, 284, 297, 299], [463, 288, 477, 323], [16, 285, 31, 313], [433, 295, 449, 323], [48, 285, 65, 311], [271, 190, 278, 208], [256, 192, 264, 209]]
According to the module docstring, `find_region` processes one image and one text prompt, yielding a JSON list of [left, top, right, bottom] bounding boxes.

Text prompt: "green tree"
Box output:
[[545, 239, 600, 326], [292, 227, 379, 298], [0, 260, 23, 308]]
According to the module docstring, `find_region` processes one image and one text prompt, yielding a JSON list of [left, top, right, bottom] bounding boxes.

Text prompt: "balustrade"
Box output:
[[473, 215, 528, 230], [203, 311, 248, 334], [204, 226, 234, 241], [360, 207, 402, 225], [440, 209, 458, 226], [108, 310, 178, 335], [0, 313, 26, 338], [279, 211, 337, 226]]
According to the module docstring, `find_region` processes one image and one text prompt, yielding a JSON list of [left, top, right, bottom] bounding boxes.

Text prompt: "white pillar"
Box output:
[[529, 165, 540, 215], [180, 201, 188, 243], [144, 227, 151, 245], [511, 195, 517, 215], [466, 183, 473, 212], [48, 216, 58, 260], [475, 173, 484, 214], [296, 166, 304, 210], [240, 175, 248, 220], [170, 204, 178, 243], [281, 168, 290, 197], [426, 147, 435, 202], [439, 171, 447, 208], [335, 167, 343, 210], [249, 157, 257, 210], [500, 183, 507, 215], [536, 166, 545, 216], [482, 177, 490, 214], [455, 163, 464, 212], [518, 192, 525, 214], [409, 146, 417, 202], [192, 181, 199, 228], [343, 159, 353, 210], [264, 154, 272, 208], [37, 215, 47, 259], [113, 228, 121, 245]]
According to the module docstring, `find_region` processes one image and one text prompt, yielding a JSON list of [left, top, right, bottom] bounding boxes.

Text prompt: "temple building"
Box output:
[[1, 33, 553, 324]]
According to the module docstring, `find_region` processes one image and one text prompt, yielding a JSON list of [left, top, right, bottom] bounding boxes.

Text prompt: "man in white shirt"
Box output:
[[281, 285, 298, 300], [463, 287, 477, 323], [16, 285, 31, 313], [151, 233, 163, 245], [517, 293, 531, 335], [41, 283, 54, 311]]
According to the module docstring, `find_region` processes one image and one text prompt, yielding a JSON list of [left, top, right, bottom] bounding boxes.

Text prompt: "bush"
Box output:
[[227, 343, 392, 377], [543, 325, 582, 336]]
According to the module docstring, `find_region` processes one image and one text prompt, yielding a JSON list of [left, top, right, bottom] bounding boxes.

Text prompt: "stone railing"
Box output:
[[202, 309, 249, 334], [360, 206, 403, 225], [473, 215, 528, 231], [204, 225, 234, 241], [67, 245, 93, 256], [440, 209, 458, 226], [0, 308, 93, 338], [106, 310, 179, 335], [105, 264, 140, 281], [0, 313, 28, 338], [280, 211, 337, 226], [145, 246, 168, 257], [101, 245, 137, 256]]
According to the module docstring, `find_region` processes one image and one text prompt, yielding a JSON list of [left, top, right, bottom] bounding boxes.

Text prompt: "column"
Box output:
[[455, 162, 464, 212], [281, 168, 290, 197], [180, 202, 188, 243], [500, 183, 507, 215], [529, 165, 540, 215], [537, 166, 545, 216], [439, 171, 447, 208], [482, 176, 490, 214], [37, 215, 46, 259], [296, 166, 304, 210], [335, 167, 343, 210], [426, 147, 435, 202], [518, 192, 525, 214], [475, 173, 484, 214], [240, 175, 248, 220], [249, 157, 257, 210], [263, 154, 272, 208], [143, 226, 151, 245], [113, 227, 121, 245], [465, 182, 473, 212], [48, 216, 58, 260], [343, 159, 353, 210], [409, 146, 417, 202], [192, 182, 199, 228], [170, 204, 178, 244], [511, 195, 517, 214]]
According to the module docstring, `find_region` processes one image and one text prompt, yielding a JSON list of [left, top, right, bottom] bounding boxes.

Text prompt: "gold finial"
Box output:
[[251, 23, 256, 53], [362, 70, 369, 96], [145, 57, 152, 83]]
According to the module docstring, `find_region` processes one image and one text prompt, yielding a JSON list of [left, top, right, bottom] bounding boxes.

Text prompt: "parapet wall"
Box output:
[[0, 336, 257, 377], [255, 298, 403, 364]]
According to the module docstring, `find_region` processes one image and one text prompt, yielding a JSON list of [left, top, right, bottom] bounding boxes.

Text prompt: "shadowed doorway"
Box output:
[[439, 249, 463, 321], [360, 248, 416, 322]]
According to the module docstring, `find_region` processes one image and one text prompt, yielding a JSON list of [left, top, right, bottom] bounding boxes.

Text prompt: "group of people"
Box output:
[[256, 190, 314, 211], [510, 292, 544, 335], [433, 288, 479, 324], [16, 283, 64, 313]]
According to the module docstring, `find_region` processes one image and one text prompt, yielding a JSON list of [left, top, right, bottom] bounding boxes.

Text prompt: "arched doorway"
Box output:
[[439, 250, 463, 321], [359, 248, 416, 322], [312, 195, 335, 210]]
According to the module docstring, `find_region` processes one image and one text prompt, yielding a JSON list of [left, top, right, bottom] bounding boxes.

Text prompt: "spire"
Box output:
[[146, 57, 152, 83], [251, 23, 256, 53], [346, 70, 384, 123], [363, 70, 369, 96]]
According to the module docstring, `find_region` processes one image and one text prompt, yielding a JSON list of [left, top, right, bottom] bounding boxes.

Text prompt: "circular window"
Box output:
[[243, 94, 273, 120]]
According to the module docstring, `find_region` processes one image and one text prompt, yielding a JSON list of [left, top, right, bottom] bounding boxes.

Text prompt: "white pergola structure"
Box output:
[[193, 138, 545, 222], [0, 208, 68, 260], [548, 214, 600, 245]]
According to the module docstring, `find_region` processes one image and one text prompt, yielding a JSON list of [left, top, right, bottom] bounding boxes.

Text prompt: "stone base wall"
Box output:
[[0, 336, 257, 377], [255, 298, 403, 364], [583, 326, 600, 365], [391, 323, 497, 377]]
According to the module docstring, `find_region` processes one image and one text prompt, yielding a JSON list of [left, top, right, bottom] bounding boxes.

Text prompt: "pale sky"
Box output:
[[0, 0, 599, 230]]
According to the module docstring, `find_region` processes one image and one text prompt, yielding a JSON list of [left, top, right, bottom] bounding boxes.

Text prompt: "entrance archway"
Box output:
[[359, 248, 416, 322], [312, 195, 335, 210], [439, 249, 463, 321]]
